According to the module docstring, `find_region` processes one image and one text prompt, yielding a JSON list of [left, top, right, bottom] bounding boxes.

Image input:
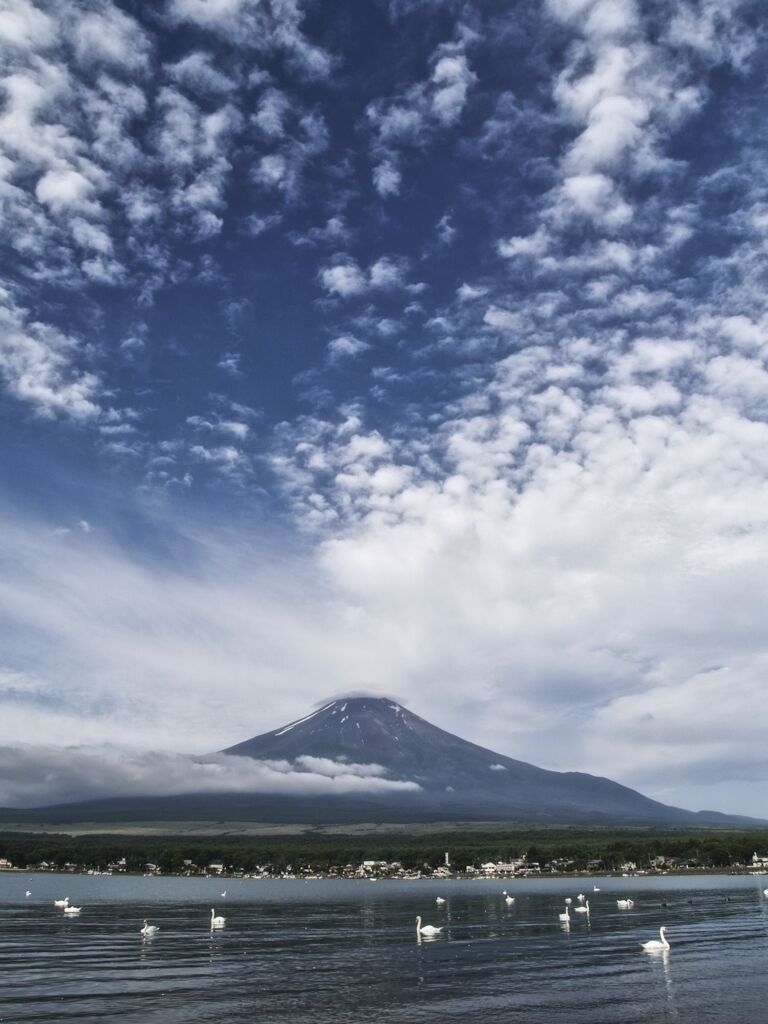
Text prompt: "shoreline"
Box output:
[[3, 866, 765, 880]]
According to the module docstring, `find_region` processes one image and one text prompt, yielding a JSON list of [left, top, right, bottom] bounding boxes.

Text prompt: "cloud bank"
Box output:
[[0, 744, 418, 808]]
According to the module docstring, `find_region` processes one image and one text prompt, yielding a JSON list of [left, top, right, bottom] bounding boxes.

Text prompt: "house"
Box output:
[[481, 860, 523, 875], [752, 851, 768, 868]]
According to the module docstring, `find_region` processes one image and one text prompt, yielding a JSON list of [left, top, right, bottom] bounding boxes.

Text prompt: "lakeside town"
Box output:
[[3, 849, 768, 881]]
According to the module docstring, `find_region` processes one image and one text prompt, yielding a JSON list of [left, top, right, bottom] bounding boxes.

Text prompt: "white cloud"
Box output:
[[66, 1, 151, 70], [328, 335, 370, 361], [367, 36, 476, 198], [457, 283, 489, 302], [168, 0, 333, 77], [431, 54, 476, 125], [0, 291, 101, 420], [166, 50, 236, 95], [0, 0, 56, 51], [319, 255, 411, 298], [320, 260, 368, 298], [497, 227, 550, 260], [373, 159, 401, 197]]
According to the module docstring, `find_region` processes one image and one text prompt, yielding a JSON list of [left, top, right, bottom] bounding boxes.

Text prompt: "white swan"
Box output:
[[593, 885, 601, 892], [53, 897, 69, 907], [641, 926, 669, 951], [25, 890, 31, 897], [558, 905, 570, 922], [505, 895, 515, 905], [577, 893, 586, 902], [63, 905, 82, 915], [574, 899, 590, 914], [221, 890, 227, 897], [416, 915, 443, 936], [617, 898, 635, 909], [210, 908, 226, 929], [764, 888, 768, 897], [140, 920, 159, 936], [564, 897, 572, 905], [435, 897, 446, 904]]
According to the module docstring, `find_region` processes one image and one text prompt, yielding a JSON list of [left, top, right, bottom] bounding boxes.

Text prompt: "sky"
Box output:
[[1, 0, 767, 816]]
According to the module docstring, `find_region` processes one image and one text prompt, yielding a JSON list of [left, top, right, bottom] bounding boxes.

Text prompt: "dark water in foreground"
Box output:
[[2, 872, 768, 1023]]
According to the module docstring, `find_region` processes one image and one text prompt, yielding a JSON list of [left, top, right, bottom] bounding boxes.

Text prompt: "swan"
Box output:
[[558, 905, 570, 922], [415, 915, 443, 936], [764, 888, 768, 897], [577, 893, 586, 902], [140, 920, 159, 936], [574, 899, 590, 914], [505, 895, 515, 905], [564, 897, 572, 905], [617, 898, 635, 909], [53, 897, 69, 908], [593, 885, 601, 892], [435, 897, 446, 904], [63, 905, 82, 915], [25, 890, 31, 897], [641, 926, 669, 951], [221, 890, 227, 897], [210, 908, 226, 929]]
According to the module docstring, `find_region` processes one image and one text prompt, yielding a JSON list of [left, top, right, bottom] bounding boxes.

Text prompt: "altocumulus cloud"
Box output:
[[1, 0, 768, 823]]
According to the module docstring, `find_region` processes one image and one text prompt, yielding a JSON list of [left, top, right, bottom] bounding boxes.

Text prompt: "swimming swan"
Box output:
[[53, 897, 69, 907], [505, 895, 515, 904], [558, 905, 570, 922], [140, 920, 159, 936], [435, 897, 446, 904], [415, 915, 443, 936], [63, 905, 81, 915], [574, 899, 590, 914], [617, 899, 635, 909], [641, 926, 670, 951], [210, 908, 226, 928]]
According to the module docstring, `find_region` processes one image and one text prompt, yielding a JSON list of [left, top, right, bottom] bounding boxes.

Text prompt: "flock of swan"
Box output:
[[48, 896, 226, 935], [419, 889, 673, 953], [31, 883, 768, 950], [45, 888, 665, 949]]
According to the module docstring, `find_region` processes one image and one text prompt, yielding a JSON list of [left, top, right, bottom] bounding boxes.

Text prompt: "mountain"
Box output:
[[219, 696, 757, 826], [1, 696, 762, 826]]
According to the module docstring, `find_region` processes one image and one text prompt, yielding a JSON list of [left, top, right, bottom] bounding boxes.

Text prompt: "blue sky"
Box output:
[[2, 0, 768, 816]]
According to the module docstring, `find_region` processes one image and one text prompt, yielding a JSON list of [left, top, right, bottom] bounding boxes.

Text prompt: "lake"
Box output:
[[1, 872, 767, 1022]]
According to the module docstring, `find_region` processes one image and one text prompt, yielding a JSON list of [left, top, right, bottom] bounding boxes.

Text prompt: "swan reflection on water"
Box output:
[[645, 945, 677, 1018]]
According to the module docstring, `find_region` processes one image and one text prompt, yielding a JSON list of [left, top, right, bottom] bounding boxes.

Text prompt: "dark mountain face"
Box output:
[[218, 697, 752, 826], [2, 697, 761, 826]]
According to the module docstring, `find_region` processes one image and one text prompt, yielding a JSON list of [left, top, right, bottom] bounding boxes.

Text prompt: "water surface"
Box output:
[[2, 872, 767, 1022]]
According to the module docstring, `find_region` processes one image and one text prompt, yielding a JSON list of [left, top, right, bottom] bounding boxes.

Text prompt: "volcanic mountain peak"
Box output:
[[222, 695, 446, 769]]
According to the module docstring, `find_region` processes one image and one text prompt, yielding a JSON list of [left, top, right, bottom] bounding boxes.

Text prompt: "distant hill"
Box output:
[[0, 697, 763, 827]]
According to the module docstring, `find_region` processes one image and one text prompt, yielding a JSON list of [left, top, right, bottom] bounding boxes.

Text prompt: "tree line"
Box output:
[[1, 827, 766, 873]]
